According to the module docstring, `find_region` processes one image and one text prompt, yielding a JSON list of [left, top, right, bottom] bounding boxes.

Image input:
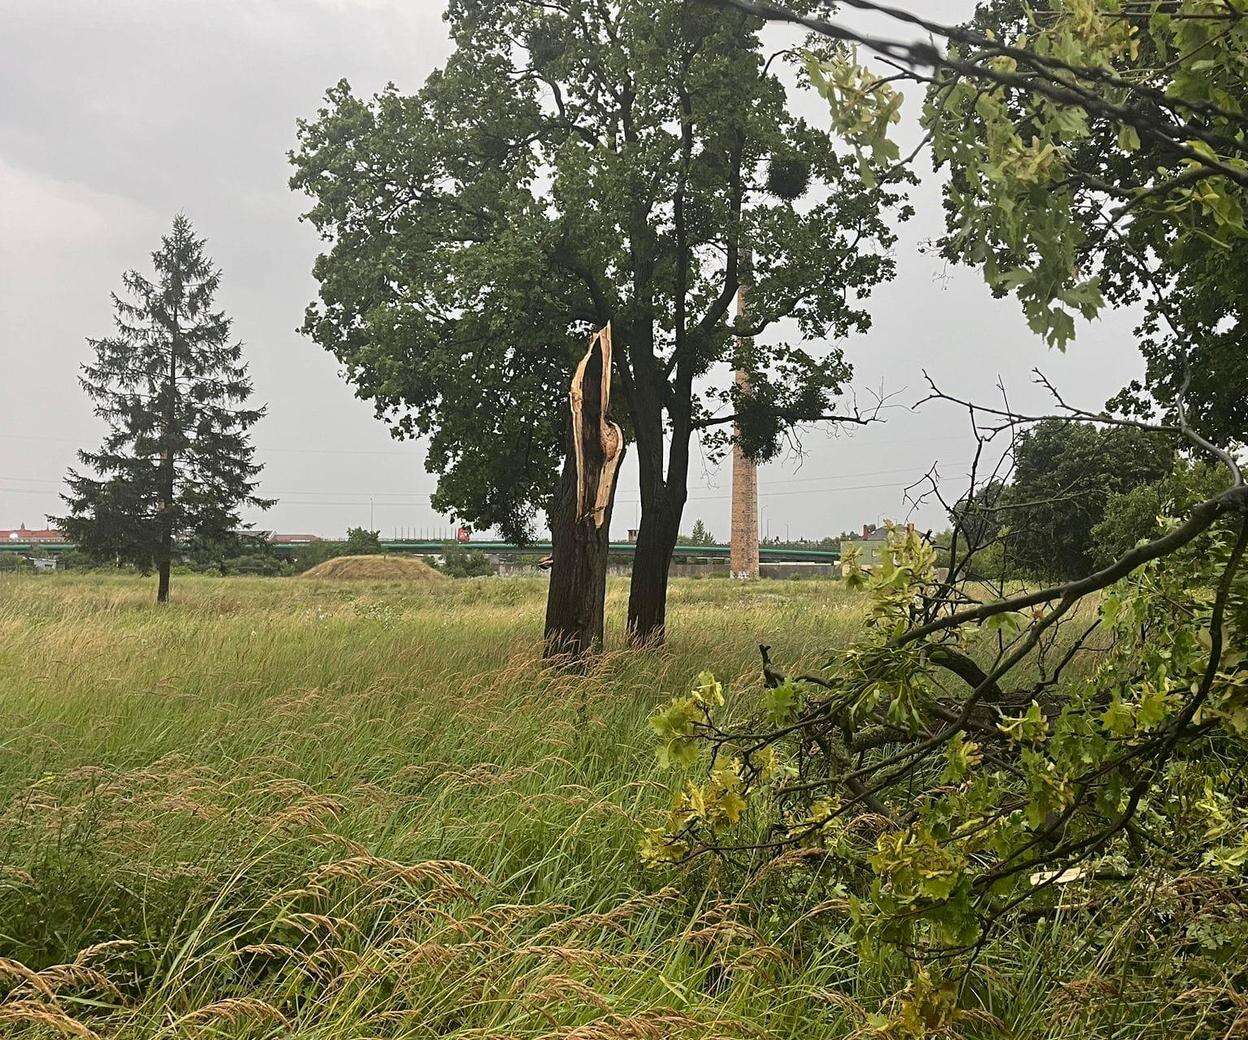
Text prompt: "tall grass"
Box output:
[[0, 574, 1232, 1037]]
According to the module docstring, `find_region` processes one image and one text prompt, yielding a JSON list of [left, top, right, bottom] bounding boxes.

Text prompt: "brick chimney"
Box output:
[[729, 251, 759, 580]]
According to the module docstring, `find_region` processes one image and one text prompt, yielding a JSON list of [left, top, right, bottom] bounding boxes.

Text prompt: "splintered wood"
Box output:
[[569, 325, 624, 529]]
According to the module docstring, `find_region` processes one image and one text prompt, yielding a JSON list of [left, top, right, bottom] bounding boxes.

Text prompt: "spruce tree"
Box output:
[[57, 215, 272, 603]]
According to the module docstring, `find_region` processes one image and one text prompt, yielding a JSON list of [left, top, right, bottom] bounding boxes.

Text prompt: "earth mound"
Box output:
[[299, 554, 448, 583]]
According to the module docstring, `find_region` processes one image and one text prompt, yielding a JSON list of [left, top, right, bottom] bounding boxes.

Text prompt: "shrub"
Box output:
[[290, 528, 383, 573], [646, 504, 1248, 1025], [440, 548, 495, 579]]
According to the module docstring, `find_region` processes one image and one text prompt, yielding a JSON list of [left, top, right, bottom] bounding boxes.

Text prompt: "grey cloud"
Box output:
[[0, 1, 1143, 541]]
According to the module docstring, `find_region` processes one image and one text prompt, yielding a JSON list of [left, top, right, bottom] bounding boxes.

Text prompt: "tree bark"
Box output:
[[156, 557, 171, 605], [156, 434, 173, 604], [626, 408, 690, 646], [156, 304, 178, 606], [544, 449, 620, 659], [543, 327, 625, 660], [626, 499, 682, 646]]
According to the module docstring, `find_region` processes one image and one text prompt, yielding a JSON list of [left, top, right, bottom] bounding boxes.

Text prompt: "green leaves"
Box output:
[[943, 733, 982, 783], [1101, 695, 1135, 739], [650, 697, 702, 770], [690, 671, 724, 709], [1137, 681, 1176, 730], [649, 671, 724, 769], [763, 679, 801, 724], [982, 610, 1026, 638], [997, 701, 1049, 745], [803, 46, 903, 185], [868, 826, 978, 947]]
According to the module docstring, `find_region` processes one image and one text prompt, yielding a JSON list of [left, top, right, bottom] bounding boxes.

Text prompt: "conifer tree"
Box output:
[[57, 215, 272, 603]]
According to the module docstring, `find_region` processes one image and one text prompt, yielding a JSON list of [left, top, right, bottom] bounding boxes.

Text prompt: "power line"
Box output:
[[3, 482, 959, 507], [0, 462, 943, 495], [1, 461, 973, 509], [616, 475, 963, 505], [0, 429, 976, 455], [0, 431, 423, 457]]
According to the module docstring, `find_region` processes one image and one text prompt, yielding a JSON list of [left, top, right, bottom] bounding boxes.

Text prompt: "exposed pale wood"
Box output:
[[544, 325, 626, 659], [569, 324, 625, 529]]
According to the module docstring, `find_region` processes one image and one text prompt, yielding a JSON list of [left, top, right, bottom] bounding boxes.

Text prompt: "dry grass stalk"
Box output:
[[169, 996, 289, 1030], [0, 865, 37, 889], [267, 793, 346, 831], [519, 945, 639, 973], [9, 962, 124, 1003], [314, 854, 490, 904], [278, 911, 359, 939], [0, 957, 57, 998], [0, 1001, 101, 1039], [546, 1009, 706, 1040], [515, 972, 613, 1014]]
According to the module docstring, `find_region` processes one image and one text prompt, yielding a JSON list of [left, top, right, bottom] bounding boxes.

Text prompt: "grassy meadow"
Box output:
[[0, 573, 1224, 1038]]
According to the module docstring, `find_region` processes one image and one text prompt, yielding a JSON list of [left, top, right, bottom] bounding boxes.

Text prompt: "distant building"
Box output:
[[839, 522, 914, 570], [268, 533, 322, 544], [1, 525, 67, 543]]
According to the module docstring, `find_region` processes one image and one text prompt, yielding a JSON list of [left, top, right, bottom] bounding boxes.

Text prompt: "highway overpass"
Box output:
[[0, 539, 840, 564]]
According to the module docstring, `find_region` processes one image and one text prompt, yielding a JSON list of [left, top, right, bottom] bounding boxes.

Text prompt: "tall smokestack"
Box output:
[[730, 249, 759, 581]]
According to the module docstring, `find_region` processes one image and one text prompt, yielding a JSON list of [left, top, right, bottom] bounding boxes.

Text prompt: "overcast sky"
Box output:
[[0, 1, 1144, 542]]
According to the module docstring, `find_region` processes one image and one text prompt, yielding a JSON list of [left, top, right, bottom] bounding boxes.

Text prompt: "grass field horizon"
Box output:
[[0, 574, 1221, 1037]]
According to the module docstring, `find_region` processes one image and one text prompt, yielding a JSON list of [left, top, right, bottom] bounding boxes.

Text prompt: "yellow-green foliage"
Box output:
[[646, 523, 1248, 1037]]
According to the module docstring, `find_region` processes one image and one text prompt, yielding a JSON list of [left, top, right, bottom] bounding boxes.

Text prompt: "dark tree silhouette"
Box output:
[[57, 216, 271, 603]]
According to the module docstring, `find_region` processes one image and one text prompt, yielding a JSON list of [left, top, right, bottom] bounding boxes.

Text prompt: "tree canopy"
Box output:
[[678, 519, 718, 547], [732, 0, 1248, 446], [1004, 419, 1175, 579], [291, 0, 908, 640]]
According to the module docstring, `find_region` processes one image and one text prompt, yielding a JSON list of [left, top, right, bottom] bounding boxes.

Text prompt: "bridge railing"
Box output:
[[0, 539, 840, 564]]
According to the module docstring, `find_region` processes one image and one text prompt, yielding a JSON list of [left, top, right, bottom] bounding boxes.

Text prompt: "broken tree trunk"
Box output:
[[543, 325, 625, 660]]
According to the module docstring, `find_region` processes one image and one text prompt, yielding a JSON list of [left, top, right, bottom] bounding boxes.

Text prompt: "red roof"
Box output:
[[1, 527, 67, 542]]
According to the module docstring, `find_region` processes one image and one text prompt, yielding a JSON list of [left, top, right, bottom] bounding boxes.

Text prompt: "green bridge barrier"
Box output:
[[0, 539, 840, 564]]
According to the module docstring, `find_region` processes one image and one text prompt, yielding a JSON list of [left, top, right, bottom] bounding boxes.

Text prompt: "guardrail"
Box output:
[[0, 539, 841, 564]]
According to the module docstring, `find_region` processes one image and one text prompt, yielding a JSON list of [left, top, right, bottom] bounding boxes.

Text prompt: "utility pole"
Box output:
[[729, 250, 760, 580]]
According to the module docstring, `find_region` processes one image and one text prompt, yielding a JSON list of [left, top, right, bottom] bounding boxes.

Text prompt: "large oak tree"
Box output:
[[290, 0, 906, 646]]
